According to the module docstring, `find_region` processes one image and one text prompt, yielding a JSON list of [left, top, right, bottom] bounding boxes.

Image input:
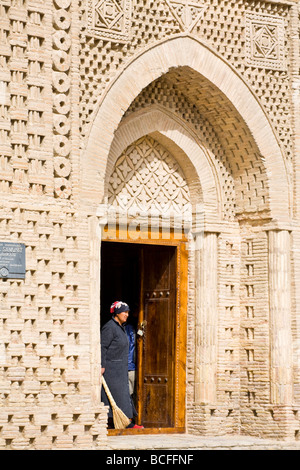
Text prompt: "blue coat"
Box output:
[[101, 317, 134, 419], [125, 323, 136, 372]]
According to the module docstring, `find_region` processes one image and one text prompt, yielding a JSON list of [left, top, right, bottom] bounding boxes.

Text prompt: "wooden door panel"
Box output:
[[144, 299, 170, 375], [143, 384, 169, 427], [143, 255, 171, 290], [102, 239, 188, 436], [139, 245, 176, 428]]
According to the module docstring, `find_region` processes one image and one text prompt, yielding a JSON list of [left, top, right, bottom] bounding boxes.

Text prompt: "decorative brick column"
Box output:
[[194, 230, 219, 404], [268, 230, 293, 405], [88, 215, 102, 404]]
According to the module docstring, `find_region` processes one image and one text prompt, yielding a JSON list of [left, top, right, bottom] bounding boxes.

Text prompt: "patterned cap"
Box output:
[[110, 301, 129, 315]]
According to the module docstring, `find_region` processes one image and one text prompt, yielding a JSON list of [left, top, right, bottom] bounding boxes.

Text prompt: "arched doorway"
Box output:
[[82, 36, 290, 222], [84, 36, 292, 437], [100, 135, 190, 433]]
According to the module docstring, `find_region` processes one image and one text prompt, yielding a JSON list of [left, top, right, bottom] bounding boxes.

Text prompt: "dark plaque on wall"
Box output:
[[0, 242, 26, 279]]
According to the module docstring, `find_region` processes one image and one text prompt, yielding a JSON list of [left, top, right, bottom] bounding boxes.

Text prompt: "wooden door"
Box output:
[[137, 245, 177, 428]]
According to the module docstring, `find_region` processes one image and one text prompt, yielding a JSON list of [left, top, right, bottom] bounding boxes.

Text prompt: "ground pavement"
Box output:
[[104, 433, 300, 450]]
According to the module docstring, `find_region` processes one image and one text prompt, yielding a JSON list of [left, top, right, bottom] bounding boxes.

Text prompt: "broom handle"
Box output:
[[101, 376, 117, 408]]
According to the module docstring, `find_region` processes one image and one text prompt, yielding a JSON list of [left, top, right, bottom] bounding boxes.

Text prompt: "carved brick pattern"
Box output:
[[192, 0, 292, 165], [78, 0, 293, 167], [126, 74, 269, 220], [52, 0, 72, 199], [86, 0, 132, 42], [239, 233, 270, 414], [218, 235, 241, 407], [79, 0, 181, 137], [0, 0, 298, 448], [245, 12, 286, 71], [108, 135, 191, 217], [0, 203, 107, 449], [0, 0, 52, 196], [165, 0, 207, 32], [0, 408, 107, 450]]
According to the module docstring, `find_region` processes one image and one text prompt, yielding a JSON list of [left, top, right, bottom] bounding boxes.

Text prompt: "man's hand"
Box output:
[[101, 368, 105, 375]]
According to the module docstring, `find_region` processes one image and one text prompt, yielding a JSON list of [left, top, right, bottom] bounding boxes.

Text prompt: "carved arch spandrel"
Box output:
[[106, 106, 221, 222], [82, 36, 290, 223]]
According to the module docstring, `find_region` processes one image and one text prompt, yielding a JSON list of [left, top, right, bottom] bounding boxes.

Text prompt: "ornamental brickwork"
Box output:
[[1, 0, 300, 449]]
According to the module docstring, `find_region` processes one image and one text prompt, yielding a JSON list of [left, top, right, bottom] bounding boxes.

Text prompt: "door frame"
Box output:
[[101, 226, 188, 435]]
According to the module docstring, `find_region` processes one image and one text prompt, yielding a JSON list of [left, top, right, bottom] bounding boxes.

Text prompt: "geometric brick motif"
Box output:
[[0, 202, 108, 449], [95, 0, 125, 30], [245, 12, 286, 70], [240, 233, 270, 411], [108, 135, 191, 217], [165, 0, 207, 32], [52, 0, 72, 199], [87, 0, 132, 42]]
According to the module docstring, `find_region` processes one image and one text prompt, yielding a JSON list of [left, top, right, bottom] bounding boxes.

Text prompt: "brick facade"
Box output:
[[1, 0, 300, 449]]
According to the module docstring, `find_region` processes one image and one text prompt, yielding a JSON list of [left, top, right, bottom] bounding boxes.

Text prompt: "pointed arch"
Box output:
[[106, 106, 221, 221], [82, 35, 290, 222]]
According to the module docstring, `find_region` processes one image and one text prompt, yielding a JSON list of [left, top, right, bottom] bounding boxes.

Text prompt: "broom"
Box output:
[[101, 376, 131, 429]]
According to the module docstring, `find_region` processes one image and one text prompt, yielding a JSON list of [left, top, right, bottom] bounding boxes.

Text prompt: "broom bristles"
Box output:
[[112, 406, 131, 429], [102, 376, 131, 429]]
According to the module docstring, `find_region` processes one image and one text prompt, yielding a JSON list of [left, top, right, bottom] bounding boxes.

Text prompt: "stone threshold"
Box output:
[[104, 433, 300, 450]]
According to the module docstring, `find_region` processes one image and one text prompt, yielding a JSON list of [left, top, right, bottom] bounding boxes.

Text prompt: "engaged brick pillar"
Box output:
[[194, 231, 219, 404], [89, 215, 102, 404], [268, 230, 293, 405]]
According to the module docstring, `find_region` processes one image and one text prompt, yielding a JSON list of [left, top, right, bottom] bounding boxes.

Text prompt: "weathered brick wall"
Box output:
[[1, 0, 300, 448], [0, 202, 108, 449], [0, 0, 108, 450]]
